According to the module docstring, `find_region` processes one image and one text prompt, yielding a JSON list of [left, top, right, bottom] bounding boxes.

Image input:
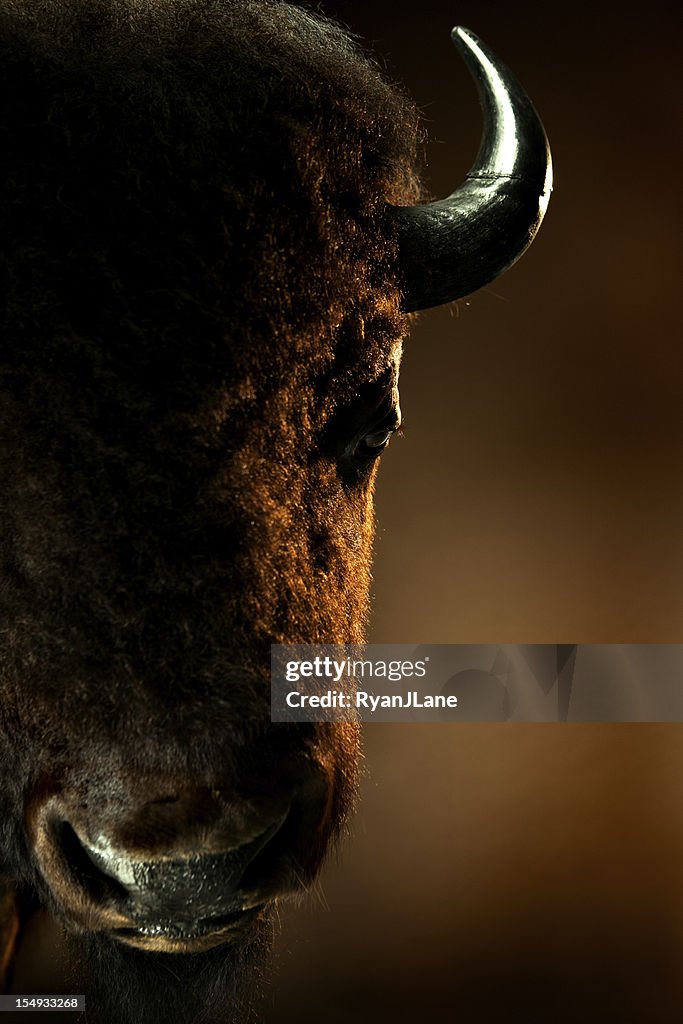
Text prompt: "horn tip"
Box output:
[[451, 25, 477, 48]]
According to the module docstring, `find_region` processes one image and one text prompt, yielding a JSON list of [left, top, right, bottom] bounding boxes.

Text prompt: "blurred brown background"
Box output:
[[263, 2, 682, 1022]]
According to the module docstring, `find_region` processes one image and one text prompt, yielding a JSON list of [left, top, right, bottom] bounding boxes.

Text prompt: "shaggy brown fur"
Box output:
[[0, 1, 422, 1020]]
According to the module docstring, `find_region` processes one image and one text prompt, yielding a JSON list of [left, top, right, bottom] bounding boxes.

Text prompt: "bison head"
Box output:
[[0, 1, 550, 1020]]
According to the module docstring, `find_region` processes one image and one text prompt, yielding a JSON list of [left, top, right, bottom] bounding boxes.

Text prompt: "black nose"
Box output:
[[31, 785, 313, 943], [72, 812, 288, 926]]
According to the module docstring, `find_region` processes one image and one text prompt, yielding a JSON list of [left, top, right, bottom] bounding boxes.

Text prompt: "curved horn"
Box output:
[[393, 26, 553, 312]]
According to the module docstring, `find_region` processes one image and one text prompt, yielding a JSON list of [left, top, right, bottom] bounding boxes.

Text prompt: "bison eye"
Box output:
[[348, 388, 402, 465], [327, 371, 402, 482], [354, 415, 401, 461]]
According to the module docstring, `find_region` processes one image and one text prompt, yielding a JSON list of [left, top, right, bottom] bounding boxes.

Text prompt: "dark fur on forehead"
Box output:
[[0, 0, 422, 391]]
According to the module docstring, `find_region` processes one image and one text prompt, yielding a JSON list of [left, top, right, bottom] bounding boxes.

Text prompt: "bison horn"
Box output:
[[393, 26, 553, 312]]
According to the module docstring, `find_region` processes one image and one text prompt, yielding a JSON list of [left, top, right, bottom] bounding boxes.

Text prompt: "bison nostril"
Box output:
[[56, 821, 129, 905], [48, 809, 292, 928], [31, 781, 326, 941], [240, 808, 300, 892]]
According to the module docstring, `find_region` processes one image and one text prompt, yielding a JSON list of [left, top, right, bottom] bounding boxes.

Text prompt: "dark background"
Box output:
[[263, 2, 682, 1022]]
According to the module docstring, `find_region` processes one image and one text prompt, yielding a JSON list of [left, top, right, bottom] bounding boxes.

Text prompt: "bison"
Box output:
[[0, 1, 550, 1021]]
